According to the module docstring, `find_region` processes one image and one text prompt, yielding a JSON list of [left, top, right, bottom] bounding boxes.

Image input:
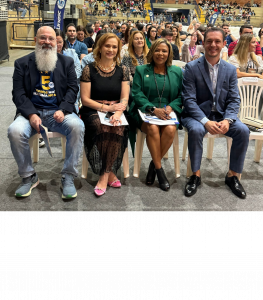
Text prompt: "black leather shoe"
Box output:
[[225, 174, 246, 199], [156, 167, 170, 191], [185, 175, 201, 197], [146, 160, 156, 186]]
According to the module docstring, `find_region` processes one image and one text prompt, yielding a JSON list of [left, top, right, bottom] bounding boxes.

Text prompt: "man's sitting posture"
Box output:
[[181, 28, 250, 199], [8, 26, 84, 199]]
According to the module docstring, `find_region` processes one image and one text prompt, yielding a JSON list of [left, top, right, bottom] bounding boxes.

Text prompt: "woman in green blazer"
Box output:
[[129, 39, 183, 191]]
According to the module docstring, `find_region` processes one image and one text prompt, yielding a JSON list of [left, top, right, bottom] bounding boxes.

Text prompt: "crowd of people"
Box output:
[[8, 17, 263, 202], [83, 0, 147, 19], [200, 0, 259, 23]]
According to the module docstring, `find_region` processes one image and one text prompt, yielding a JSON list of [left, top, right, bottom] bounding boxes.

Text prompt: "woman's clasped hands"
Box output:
[[153, 106, 173, 120], [108, 102, 126, 126]]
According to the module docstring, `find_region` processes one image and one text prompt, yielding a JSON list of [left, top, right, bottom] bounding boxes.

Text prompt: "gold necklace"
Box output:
[[98, 61, 115, 71]]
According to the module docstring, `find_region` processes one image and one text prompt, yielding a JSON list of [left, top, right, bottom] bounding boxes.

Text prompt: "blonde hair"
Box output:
[[233, 33, 259, 67], [93, 33, 122, 66], [128, 31, 149, 66], [172, 26, 181, 49], [146, 39, 173, 67]]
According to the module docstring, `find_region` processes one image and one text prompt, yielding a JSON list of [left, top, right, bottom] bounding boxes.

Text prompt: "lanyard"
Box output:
[[153, 71, 166, 108], [189, 45, 196, 57]]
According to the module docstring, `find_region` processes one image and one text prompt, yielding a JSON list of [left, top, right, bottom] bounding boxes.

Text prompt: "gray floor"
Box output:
[[1, 51, 263, 211]]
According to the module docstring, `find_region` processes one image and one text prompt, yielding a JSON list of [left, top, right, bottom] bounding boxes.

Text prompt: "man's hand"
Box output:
[[204, 120, 223, 135], [54, 110, 65, 123], [29, 114, 42, 134], [218, 119, 230, 134]]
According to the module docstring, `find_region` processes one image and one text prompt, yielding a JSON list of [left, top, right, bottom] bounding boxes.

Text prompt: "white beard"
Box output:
[[35, 43, 58, 72]]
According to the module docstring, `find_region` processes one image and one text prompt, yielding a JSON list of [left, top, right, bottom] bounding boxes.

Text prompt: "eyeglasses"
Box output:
[[151, 30, 157, 33], [39, 36, 56, 42]]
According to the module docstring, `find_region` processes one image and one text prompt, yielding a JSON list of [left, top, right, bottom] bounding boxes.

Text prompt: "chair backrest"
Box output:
[[172, 60, 187, 68], [237, 77, 263, 120]]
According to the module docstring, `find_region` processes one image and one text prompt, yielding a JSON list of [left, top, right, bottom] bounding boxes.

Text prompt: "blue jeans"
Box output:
[[8, 109, 85, 178], [17, 7, 27, 17]]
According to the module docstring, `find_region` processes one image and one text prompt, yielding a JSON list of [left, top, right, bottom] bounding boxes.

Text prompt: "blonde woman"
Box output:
[[80, 33, 130, 196], [121, 30, 149, 83], [171, 26, 183, 57], [229, 34, 263, 78], [129, 39, 183, 191]]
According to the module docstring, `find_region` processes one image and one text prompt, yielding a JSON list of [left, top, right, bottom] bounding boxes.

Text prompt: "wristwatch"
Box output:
[[148, 106, 156, 115]]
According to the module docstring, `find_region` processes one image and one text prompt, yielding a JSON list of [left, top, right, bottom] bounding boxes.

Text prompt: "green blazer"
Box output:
[[129, 63, 183, 155]]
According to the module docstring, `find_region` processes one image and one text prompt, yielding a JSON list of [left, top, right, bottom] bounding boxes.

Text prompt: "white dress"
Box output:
[[229, 52, 263, 73]]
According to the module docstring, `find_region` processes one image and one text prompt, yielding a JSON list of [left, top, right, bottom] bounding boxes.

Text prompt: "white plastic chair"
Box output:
[[81, 147, 130, 179], [172, 60, 187, 68], [29, 133, 66, 163], [238, 77, 263, 162], [133, 129, 180, 179]]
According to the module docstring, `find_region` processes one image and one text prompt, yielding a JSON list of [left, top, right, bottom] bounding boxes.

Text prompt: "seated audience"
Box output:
[[129, 39, 183, 191], [161, 29, 180, 60], [229, 34, 263, 78], [118, 23, 127, 44], [122, 30, 149, 82], [55, 29, 81, 112], [81, 31, 107, 69], [120, 25, 134, 59], [181, 28, 249, 199], [66, 23, 88, 60], [8, 26, 84, 199], [80, 33, 130, 197], [109, 21, 119, 34], [76, 25, 88, 43], [175, 22, 187, 41], [84, 27, 95, 53], [182, 31, 204, 63], [258, 28, 263, 53], [228, 25, 262, 57], [171, 26, 183, 56], [222, 23, 237, 47], [146, 26, 157, 49]]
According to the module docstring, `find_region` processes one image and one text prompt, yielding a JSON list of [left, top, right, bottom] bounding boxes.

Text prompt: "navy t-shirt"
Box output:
[[31, 71, 58, 109], [225, 35, 233, 47]]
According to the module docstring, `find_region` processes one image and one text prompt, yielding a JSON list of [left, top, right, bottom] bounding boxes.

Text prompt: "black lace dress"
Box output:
[[80, 62, 130, 176]]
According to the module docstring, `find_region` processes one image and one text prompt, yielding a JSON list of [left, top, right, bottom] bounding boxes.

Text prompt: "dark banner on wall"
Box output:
[[0, 21, 9, 62], [54, 0, 67, 30]]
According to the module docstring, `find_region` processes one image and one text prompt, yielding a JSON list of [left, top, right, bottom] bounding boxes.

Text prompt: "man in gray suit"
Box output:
[[181, 27, 250, 199]]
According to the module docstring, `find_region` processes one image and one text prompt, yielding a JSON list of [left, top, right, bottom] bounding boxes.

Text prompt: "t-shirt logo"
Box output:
[[41, 75, 51, 90]]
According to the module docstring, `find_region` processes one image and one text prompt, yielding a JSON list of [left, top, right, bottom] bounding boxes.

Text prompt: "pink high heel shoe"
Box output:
[[107, 179, 121, 188], [94, 186, 106, 196]]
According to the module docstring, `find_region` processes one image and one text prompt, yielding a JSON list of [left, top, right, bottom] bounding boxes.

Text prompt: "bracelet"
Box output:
[[101, 103, 104, 112]]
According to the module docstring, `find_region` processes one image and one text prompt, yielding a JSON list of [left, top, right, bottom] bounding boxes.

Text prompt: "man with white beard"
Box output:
[[8, 26, 85, 200]]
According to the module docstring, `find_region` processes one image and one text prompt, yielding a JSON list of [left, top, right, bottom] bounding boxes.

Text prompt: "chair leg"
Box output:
[[81, 148, 89, 179], [226, 137, 233, 169], [182, 131, 188, 161], [133, 131, 146, 177], [173, 131, 180, 178], [186, 153, 193, 178], [122, 147, 129, 178], [61, 137, 66, 159], [207, 138, 214, 160], [163, 152, 169, 159], [32, 137, 39, 163], [254, 140, 263, 163], [29, 137, 34, 156]]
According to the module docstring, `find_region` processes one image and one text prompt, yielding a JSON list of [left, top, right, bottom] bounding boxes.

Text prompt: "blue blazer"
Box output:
[[12, 52, 78, 119], [181, 55, 240, 122]]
